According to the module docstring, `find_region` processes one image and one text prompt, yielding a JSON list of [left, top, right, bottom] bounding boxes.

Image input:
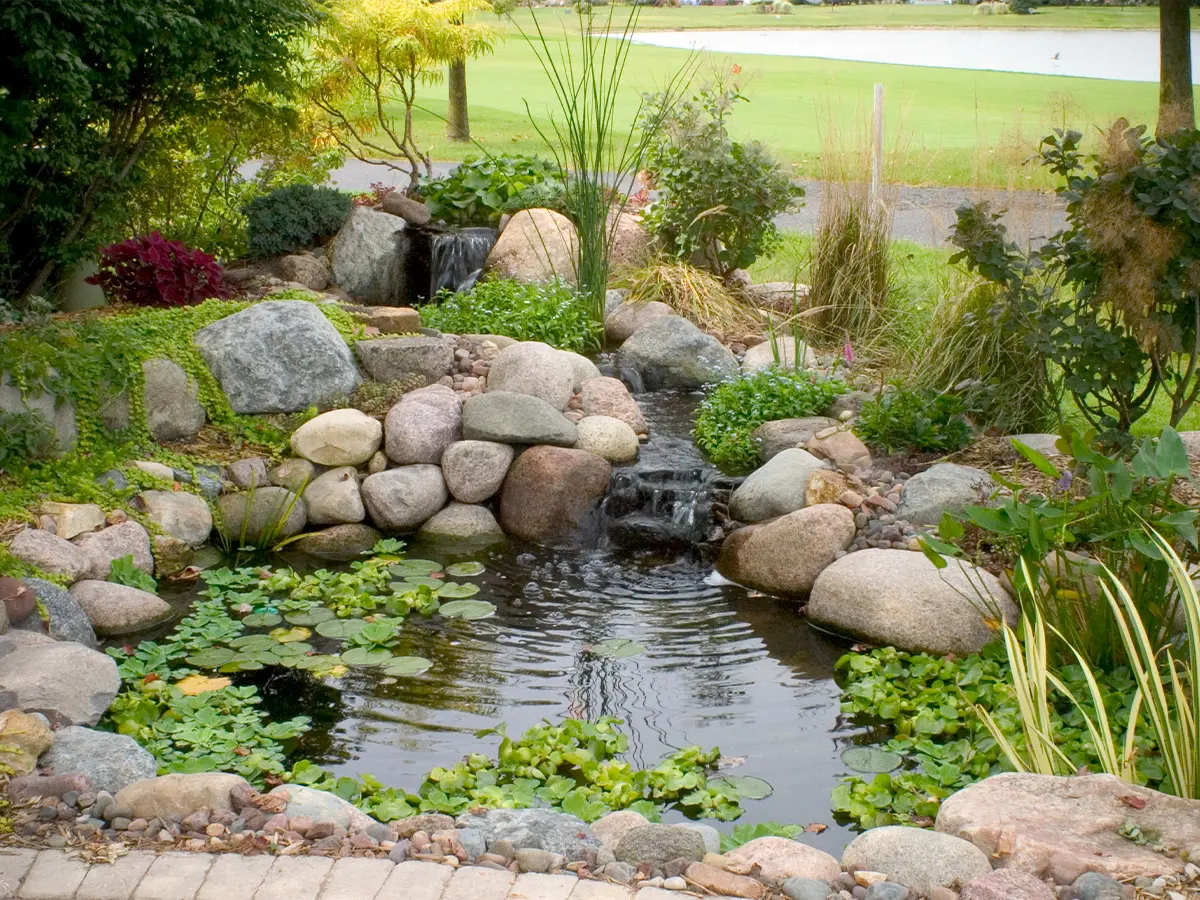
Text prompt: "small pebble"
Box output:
[[61, 791, 79, 808], [46, 835, 67, 848], [663, 876, 687, 891]]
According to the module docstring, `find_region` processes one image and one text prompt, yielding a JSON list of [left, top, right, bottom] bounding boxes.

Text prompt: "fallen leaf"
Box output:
[[1120, 794, 1147, 810], [175, 673, 232, 696], [804, 823, 827, 833]]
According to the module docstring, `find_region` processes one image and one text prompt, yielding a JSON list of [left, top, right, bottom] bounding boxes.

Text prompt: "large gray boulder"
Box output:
[[718, 504, 856, 599], [485, 341, 576, 410], [303, 467, 365, 526], [729, 448, 830, 523], [462, 392, 577, 446], [418, 503, 504, 542], [361, 465, 448, 532], [289, 408, 382, 467], [8, 529, 90, 583], [68, 581, 173, 636], [142, 358, 206, 443], [0, 636, 119, 726], [384, 384, 462, 464], [455, 807, 600, 860], [0, 371, 76, 452], [442, 440, 514, 504], [193, 300, 361, 414], [215, 487, 307, 546], [615, 315, 737, 390], [14, 578, 97, 647], [73, 521, 154, 581], [897, 463, 994, 527], [753, 417, 840, 463], [329, 207, 406, 303], [355, 335, 453, 386], [136, 490, 213, 548], [842, 826, 992, 897], [40, 725, 158, 794], [485, 208, 578, 284], [807, 549, 1018, 656]]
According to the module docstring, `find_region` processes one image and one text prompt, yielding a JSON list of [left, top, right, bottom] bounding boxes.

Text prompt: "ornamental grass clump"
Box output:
[[620, 262, 762, 336]]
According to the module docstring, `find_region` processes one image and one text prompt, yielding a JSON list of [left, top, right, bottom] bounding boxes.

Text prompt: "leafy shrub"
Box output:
[[502, 179, 569, 218], [855, 387, 973, 454], [694, 369, 847, 473], [243, 184, 353, 259], [423, 155, 562, 227], [640, 76, 800, 276], [1008, 0, 1035, 13], [420, 278, 601, 353], [87, 234, 230, 307], [109, 554, 157, 593]]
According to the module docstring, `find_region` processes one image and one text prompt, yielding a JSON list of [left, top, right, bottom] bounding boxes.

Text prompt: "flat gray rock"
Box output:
[[8, 529, 90, 583], [0, 637, 119, 726], [729, 448, 830, 523], [142, 358, 206, 443], [40, 725, 158, 794], [615, 315, 737, 390], [462, 391, 577, 446], [68, 580, 173, 636], [355, 336, 453, 386], [456, 807, 600, 861], [361, 465, 448, 532], [896, 463, 993, 527], [135, 490, 213, 548]]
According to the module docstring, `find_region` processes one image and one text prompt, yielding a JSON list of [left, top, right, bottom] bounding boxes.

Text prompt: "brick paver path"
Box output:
[[0, 849, 738, 900]]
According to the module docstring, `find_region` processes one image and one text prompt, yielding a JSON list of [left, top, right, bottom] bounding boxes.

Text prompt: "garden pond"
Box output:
[[141, 391, 860, 852]]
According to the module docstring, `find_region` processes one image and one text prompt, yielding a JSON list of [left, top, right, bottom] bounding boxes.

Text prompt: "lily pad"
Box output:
[[381, 656, 433, 677], [446, 561, 485, 577], [340, 647, 393, 667], [184, 647, 236, 668], [590, 639, 646, 659], [285, 608, 335, 626], [438, 599, 496, 620], [840, 746, 903, 774], [243, 612, 282, 628], [271, 626, 312, 644], [230, 634, 278, 652], [293, 654, 346, 673], [709, 775, 774, 800], [403, 576, 445, 589], [219, 657, 264, 672], [436, 582, 480, 598], [315, 618, 368, 639], [273, 642, 313, 658], [389, 559, 441, 577]]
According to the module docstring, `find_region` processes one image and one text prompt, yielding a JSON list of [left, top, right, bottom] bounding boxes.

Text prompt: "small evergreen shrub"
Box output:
[[423, 155, 563, 228], [88, 233, 230, 307], [694, 369, 847, 473], [855, 387, 974, 454], [243, 184, 353, 259], [420, 278, 601, 353]]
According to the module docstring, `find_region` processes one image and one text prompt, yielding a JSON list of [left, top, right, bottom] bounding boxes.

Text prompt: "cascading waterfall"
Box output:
[[428, 227, 497, 297]]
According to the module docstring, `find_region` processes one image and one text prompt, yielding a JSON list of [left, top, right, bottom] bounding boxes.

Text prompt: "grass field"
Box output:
[[384, 6, 1193, 187]]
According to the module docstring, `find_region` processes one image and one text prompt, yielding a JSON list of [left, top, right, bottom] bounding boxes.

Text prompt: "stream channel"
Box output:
[[158, 390, 859, 852]]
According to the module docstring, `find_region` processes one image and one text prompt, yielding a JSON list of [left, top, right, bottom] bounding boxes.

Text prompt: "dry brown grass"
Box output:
[[619, 261, 764, 336]]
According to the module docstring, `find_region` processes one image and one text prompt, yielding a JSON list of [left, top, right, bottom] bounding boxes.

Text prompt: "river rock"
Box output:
[[729, 448, 830, 523], [605, 300, 674, 344], [227, 457, 269, 489], [0, 637, 119, 726], [806, 469, 853, 506], [462, 392, 577, 446], [267, 783, 383, 832], [842, 826, 992, 897], [936, 773, 1200, 881], [0, 371, 77, 453], [455, 807, 600, 860], [574, 415, 639, 463], [40, 725, 157, 794], [142, 358, 206, 443], [808, 549, 1017, 655], [896, 463, 994, 526], [615, 824, 706, 866], [685, 862, 766, 899], [330, 207, 406, 303], [9, 529, 90, 583], [485, 208, 578, 283], [193, 300, 361, 414], [742, 335, 817, 373], [616, 315, 738, 390], [215, 487, 307, 546], [68, 581, 173, 636], [271, 458, 318, 492], [14, 578, 97, 647], [379, 191, 431, 226], [362, 306, 421, 334], [485, 341, 576, 410], [361, 465, 448, 532], [500, 446, 611, 544], [442, 441, 514, 503], [113, 773, 249, 820], [807, 427, 872, 474], [753, 417, 840, 463], [289, 524, 382, 561], [38, 502, 105, 540], [276, 253, 329, 291], [578, 377, 647, 436], [304, 467, 365, 525], [560, 350, 601, 389], [718, 504, 856, 599], [592, 810, 650, 853], [290, 408, 382, 466], [135, 490, 213, 547], [73, 521, 154, 581], [960, 869, 1056, 900], [782, 878, 836, 900], [726, 837, 841, 885], [418, 503, 504, 542], [384, 386, 462, 464], [355, 336, 453, 386], [0, 709, 53, 776]]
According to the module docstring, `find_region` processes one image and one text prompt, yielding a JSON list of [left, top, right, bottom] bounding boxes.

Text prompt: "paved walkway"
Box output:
[[0, 849, 737, 900]]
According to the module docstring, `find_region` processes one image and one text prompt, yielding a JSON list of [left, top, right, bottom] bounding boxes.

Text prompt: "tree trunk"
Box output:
[[1158, 0, 1194, 137], [447, 60, 470, 142]]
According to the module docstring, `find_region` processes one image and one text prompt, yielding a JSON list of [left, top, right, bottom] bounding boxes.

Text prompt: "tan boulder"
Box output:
[[112, 773, 250, 820], [0, 709, 54, 776], [604, 300, 674, 344], [499, 446, 611, 545], [578, 377, 647, 436], [725, 836, 840, 885], [808, 427, 872, 473], [717, 504, 855, 599], [485, 208, 577, 283]]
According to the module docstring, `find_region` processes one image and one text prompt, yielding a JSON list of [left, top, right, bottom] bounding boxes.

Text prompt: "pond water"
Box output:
[[159, 391, 860, 852], [628, 28, 1199, 83]]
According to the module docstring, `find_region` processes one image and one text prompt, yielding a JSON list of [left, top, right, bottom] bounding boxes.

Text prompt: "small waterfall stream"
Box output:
[[428, 227, 497, 297]]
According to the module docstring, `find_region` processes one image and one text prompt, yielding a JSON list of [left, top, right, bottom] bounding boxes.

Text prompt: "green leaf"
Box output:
[[446, 561, 485, 577], [315, 618, 368, 639], [436, 582, 480, 598], [840, 747, 903, 774], [243, 612, 282, 628], [184, 647, 236, 668], [1156, 426, 1191, 478], [439, 599, 496, 620], [1011, 438, 1060, 478], [285, 608, 335, 626], [381, 656, 433, 677], [709, 775, 773, 800], [589, 639, 646, 659], [340, 647, 393, 667], [404, 576, 445, 589]]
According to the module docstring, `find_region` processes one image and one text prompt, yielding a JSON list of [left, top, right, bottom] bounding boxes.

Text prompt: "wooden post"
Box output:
[[871, 82, 884, 202]]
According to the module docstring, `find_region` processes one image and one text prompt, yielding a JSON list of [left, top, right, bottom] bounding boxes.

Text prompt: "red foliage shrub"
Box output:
[[87, 233, 231, 307]]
